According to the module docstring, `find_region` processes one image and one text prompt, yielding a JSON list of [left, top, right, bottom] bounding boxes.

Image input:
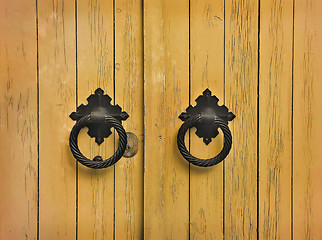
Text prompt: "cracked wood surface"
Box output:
[[1, 0, 322, 239]]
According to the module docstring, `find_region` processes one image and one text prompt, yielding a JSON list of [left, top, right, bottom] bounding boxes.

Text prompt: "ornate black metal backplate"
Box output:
[[179, 88, 235, 145], [69, 88, 129, 145]]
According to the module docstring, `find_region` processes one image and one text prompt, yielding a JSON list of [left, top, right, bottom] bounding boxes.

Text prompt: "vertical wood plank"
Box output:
[[77, 0, 115, 239], [38, 0, 76, 238], [259, 0, 293, 239], [224, 0, 258, 238], [144, 0, 190, 238], [189, 0, 225, 238], [0, 0, 37, 239], [293, 0, 322, 238], [115, 0, 144, 239]]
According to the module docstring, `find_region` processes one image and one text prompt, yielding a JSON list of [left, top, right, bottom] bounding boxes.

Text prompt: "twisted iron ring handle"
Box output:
[[177, 114, 232, 167], [69, 115, 127, 169]]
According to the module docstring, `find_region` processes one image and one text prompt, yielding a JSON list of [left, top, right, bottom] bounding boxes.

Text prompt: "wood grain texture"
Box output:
[[3, 1, 322, 238], [144, 0, 190, 238], [293, 0, 322, 238], [224, 0, 258, 239], [259, 0, 293, 239], [77, 0, 115, 239], [0, 0, 38, 239], [115, 0, 144, 239], [189, 0, 225, 238], [38, 0, 76, 238]]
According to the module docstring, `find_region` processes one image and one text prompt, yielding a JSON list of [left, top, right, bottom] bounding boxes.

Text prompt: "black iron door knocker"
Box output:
[[177, 89, 235, 167], [69, 88, 129, 169]]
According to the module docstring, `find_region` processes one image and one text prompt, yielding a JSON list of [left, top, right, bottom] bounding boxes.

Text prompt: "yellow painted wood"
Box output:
[[77, 0, 115, 239], [144, 0, 190, 238], [115, 0, 144, 239], [224, 0, 258, 238], [3, 0, 322, 238], [293, 0, 322, 238], [259, 1, 293, 239], [38, 0, 76, 238], [190, 0, 224, 238], [0, 1, 37, 239], [259, 0, 293, 239]]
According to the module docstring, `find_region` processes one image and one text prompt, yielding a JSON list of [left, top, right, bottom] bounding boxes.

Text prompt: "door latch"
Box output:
[[69, 88, 129, 169], [177, 89, 235, 167]]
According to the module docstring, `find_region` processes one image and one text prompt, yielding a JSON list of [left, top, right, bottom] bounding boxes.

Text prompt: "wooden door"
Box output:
[[1, 0, 322, 239]]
